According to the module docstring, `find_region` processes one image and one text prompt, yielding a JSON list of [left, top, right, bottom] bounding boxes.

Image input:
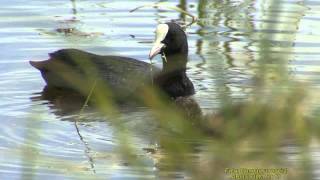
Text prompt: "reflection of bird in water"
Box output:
[[31, 87, 87, 118], [31, 85, 203, 123]]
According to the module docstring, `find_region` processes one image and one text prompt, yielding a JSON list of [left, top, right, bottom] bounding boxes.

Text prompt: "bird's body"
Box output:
[[30, 49, 160, 99]]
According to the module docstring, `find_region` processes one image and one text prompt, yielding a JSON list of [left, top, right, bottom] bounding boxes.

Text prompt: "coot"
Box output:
[[30, 23, 194, 100]]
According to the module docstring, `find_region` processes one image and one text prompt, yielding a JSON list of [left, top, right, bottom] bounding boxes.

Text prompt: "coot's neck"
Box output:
[[161, 53, 188, 74], [156, 52, 194, 98]]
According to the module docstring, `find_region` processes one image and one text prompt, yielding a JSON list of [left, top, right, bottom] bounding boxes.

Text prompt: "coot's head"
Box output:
[[149, 22, 188, 59]]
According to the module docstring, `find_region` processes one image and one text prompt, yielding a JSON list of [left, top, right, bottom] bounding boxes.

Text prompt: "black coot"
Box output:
[[30, 23, 194, 100]]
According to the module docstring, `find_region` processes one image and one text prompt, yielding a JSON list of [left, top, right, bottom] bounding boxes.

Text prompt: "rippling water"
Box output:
[[1, 0, 320, 179]]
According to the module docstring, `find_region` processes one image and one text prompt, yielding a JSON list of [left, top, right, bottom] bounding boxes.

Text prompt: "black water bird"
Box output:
[[30, 23, 194, 100]]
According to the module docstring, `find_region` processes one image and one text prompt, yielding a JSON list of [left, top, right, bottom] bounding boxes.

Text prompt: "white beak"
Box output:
[[149, 24, 169, 60], [149, 42, 165, 60]]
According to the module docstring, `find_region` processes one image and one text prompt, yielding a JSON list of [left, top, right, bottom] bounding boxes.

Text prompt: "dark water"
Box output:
[[1, 0, 320, 179]]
